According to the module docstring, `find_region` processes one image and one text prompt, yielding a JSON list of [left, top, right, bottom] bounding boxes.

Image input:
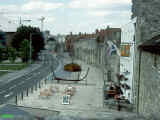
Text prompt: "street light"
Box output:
[[19, 17, 32, 26], [29, 33, 32, 64]]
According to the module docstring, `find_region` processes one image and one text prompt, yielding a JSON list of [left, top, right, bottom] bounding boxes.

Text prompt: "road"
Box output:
[[0, 51, 58, 104]]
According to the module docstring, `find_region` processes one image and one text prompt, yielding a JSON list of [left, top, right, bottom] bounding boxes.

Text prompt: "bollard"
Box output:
[[85, 78, 88, 86], [21, 92, 23, 100], [39, 81, 41, 88], [117, 100, 121, 111], [15, 95, 18, 105], [45, 79, 47, 84], [26, 88, 29, 96], [31, 87, 33, 93], [35, 84, 37, 91]]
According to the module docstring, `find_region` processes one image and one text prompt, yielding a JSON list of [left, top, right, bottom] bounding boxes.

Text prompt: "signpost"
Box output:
[[62, 95, 70, 105]]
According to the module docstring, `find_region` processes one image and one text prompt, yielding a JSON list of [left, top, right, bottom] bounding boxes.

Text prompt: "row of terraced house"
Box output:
[[64, 0, 160, 114]]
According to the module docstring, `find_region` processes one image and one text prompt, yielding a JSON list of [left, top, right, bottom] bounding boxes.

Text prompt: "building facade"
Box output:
[[65, 27, 121, 52], [136, 35, 160, 114], [120, 18, 136, 103], [65, 27, 121, 83], [132, 0, 160, 114]]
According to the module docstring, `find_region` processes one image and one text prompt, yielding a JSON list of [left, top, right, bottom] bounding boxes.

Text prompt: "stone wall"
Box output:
[[132, 0, 160, 114], [132, 18, 142, 110], [138, 51, 160, 114], [132, 0, 160, 41]]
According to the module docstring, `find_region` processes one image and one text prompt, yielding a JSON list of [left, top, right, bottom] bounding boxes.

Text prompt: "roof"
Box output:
[[138, 34, 160, 55]]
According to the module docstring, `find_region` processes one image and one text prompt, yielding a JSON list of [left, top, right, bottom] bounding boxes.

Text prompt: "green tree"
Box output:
[[7, 47, 17, 63], [11, 25, 45, 61], [31, 33, 44, 60], [19, 39, 34, 63], [0, 44, 8, 61], [0, 43, 3, 63], [96, 35, 101, 43]]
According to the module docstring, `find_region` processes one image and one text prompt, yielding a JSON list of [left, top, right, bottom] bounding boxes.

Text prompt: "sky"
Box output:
[[0, 0, 132, 35]]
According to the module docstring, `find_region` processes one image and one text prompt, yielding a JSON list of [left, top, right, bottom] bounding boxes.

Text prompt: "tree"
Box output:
[[0, 43, 3, 63], [11, 25, 45, 61], [19, 39, 34, 63], [96, 35, 101, 43], [31, 33, 44, 60], [8, 47, 17, 63], [0, 31, 6, 46], [0, 44, 8, 61]]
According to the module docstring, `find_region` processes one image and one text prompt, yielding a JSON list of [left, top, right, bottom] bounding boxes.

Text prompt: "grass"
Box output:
[[0, 63, 29, 71], [0, 71, 9, 77], [0, 63, 30, 77], [0, 62, 23, 64]]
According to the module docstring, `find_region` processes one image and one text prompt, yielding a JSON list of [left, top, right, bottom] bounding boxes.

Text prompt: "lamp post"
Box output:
[[19, 17, 32, 26], [30, 33, 32, 64]]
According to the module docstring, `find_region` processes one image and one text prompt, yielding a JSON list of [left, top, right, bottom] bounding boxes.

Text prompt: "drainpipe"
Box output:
[[137, 49, 142, 114]]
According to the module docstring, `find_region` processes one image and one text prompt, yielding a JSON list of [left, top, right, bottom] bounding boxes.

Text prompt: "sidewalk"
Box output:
[[0, 63, 42, 85], [17, 53, 106, 116]]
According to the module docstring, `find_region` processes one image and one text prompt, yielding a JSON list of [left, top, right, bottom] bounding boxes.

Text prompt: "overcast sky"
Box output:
[[0, 0, 132, 35]]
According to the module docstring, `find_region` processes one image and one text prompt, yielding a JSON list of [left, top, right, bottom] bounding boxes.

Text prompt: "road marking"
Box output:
[[9, 85, 17, 90], [26, 77, 32, 80], [18, 81, 25, 85], [4, 92, 12, 98]]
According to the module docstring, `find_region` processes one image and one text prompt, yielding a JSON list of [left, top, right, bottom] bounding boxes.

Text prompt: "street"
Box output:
[[0, 52, 57, 104]]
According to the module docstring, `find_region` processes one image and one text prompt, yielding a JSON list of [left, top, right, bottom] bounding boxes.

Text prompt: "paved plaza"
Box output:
[[17, 58, 107, 116]]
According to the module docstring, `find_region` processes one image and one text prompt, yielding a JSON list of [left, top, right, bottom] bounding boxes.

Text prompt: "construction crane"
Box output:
[[39, 16, 45, 32]]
